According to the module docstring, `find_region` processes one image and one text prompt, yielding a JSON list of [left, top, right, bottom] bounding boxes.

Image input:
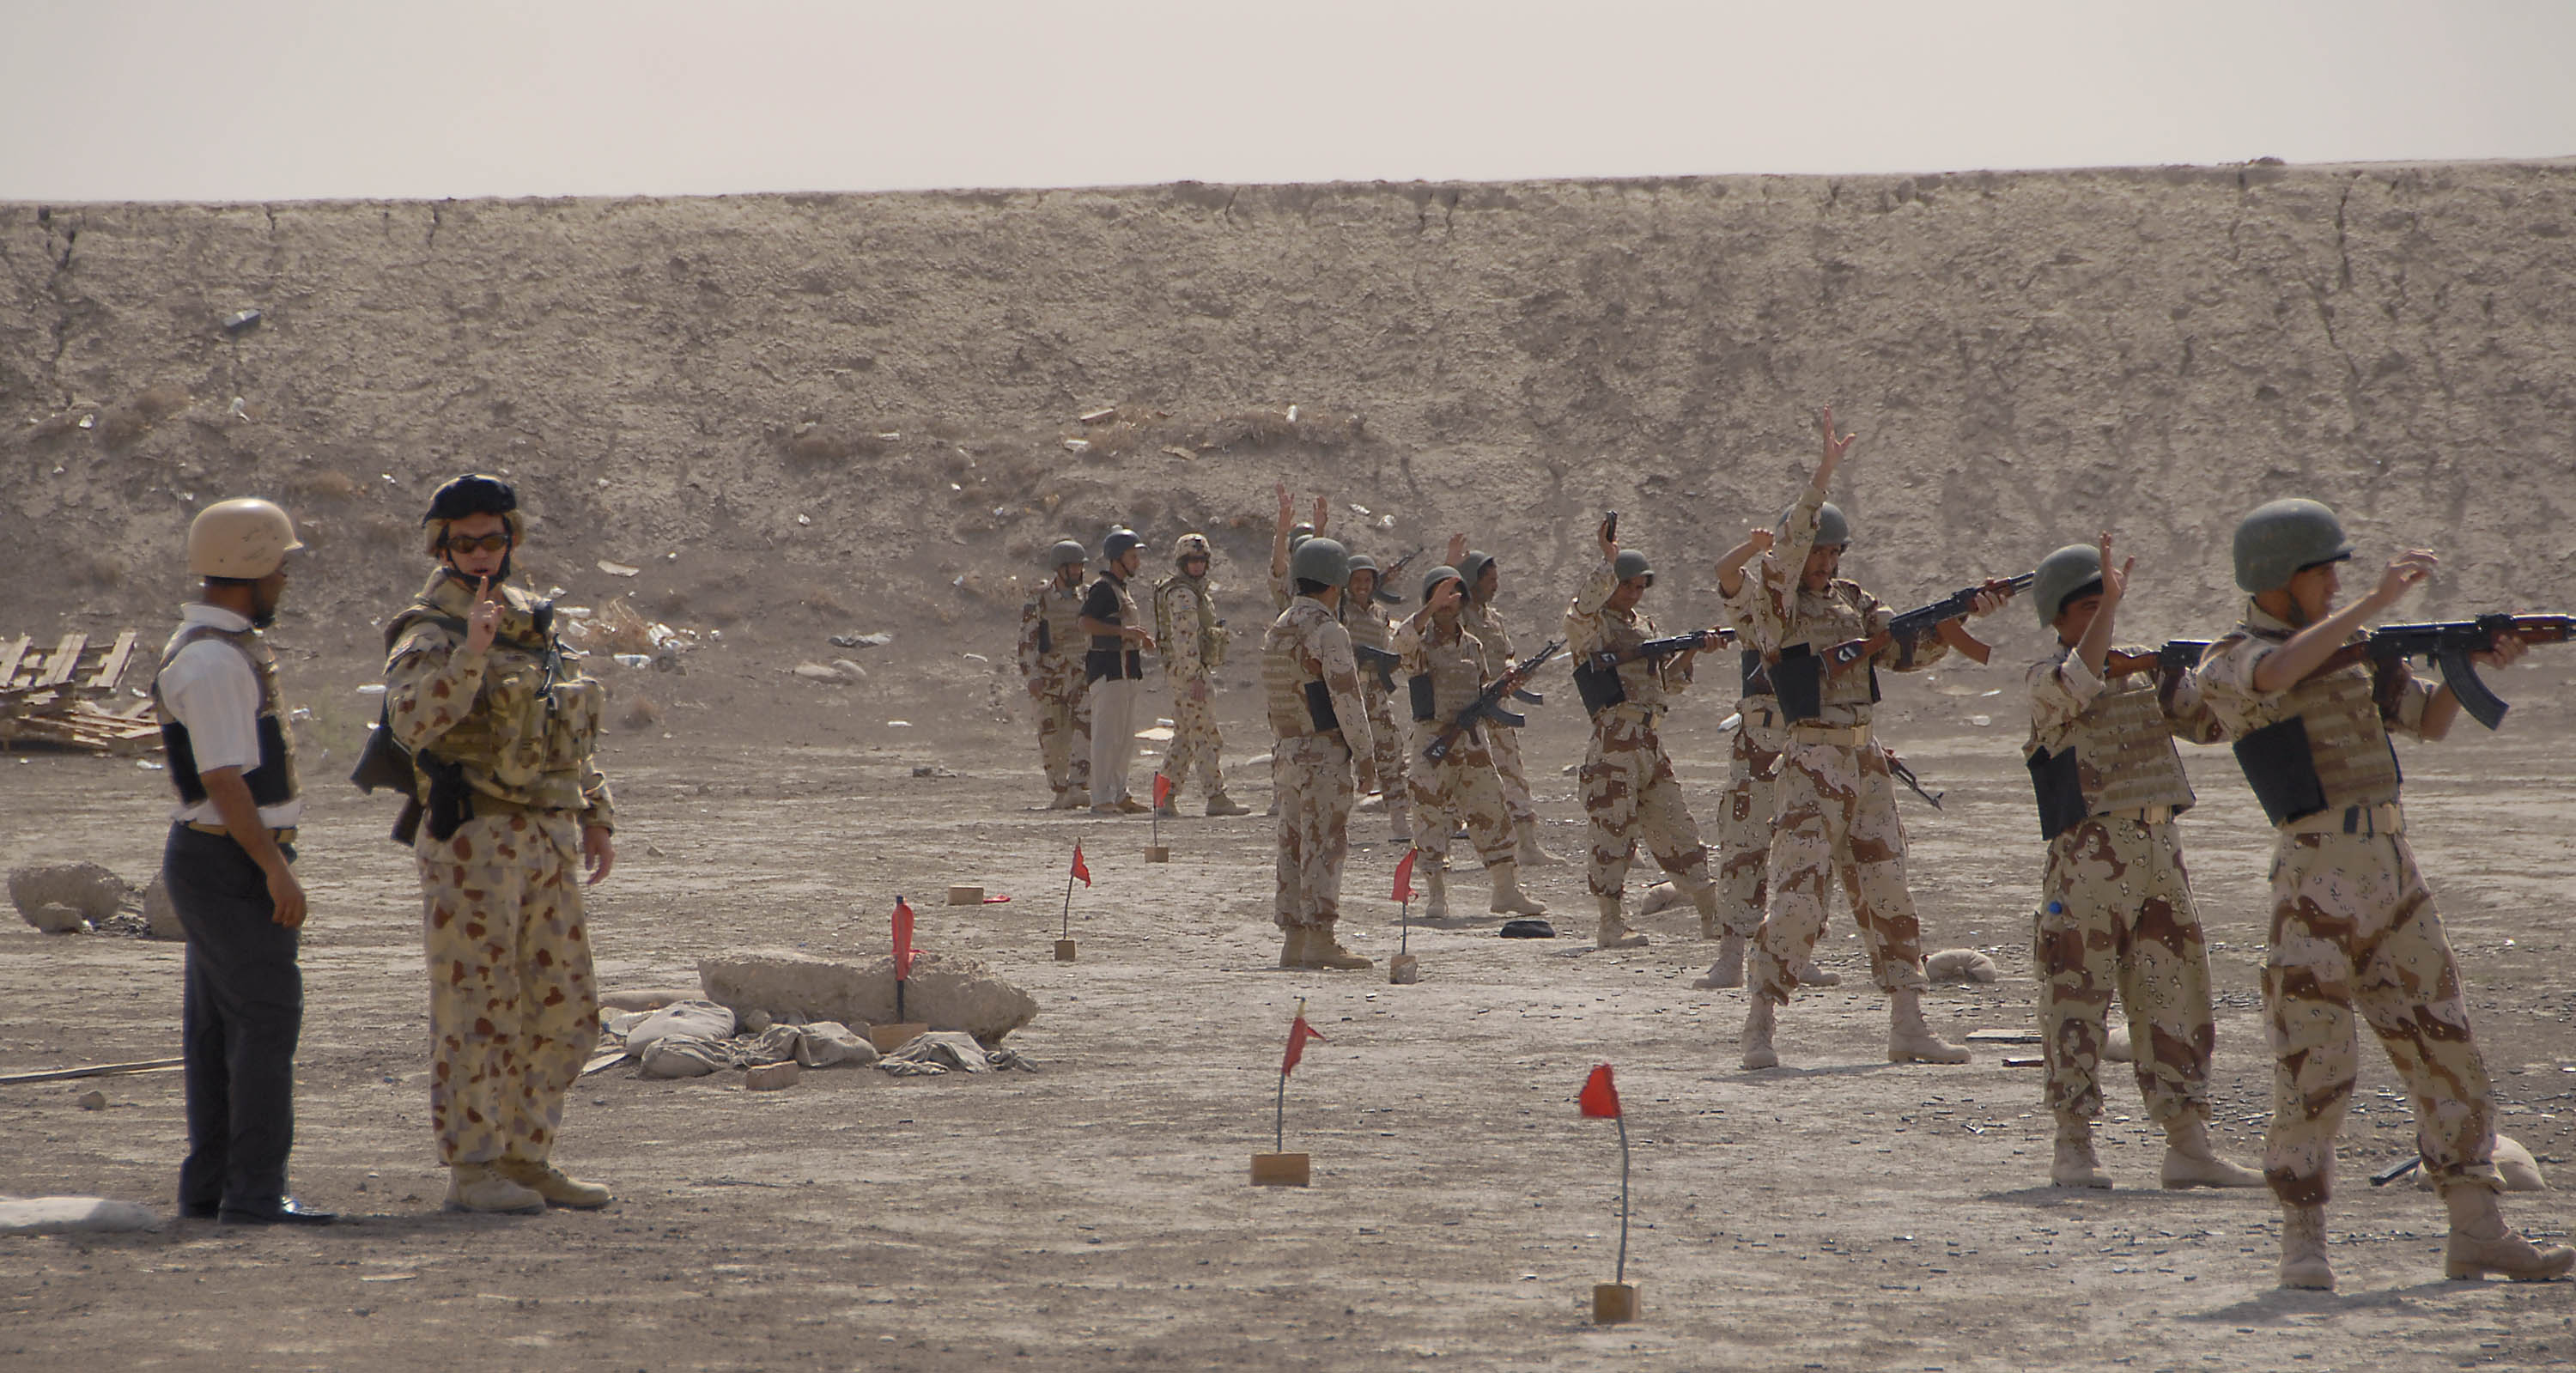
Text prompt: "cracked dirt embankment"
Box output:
[[3, 160, 2573, 713]]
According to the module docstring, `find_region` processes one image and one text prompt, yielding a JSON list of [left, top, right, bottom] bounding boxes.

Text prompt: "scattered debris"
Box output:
[[829, 632, 895, 649], [1926, 949, 2000, 982], [792, 663, 848, 683], [1079, 406, 1120, 424], [597, 560, 641, 578], [699, 948, 1037, 1045], [745, 1061, 801, 1091], [221, 308, 262, 335], [0, 1197, 160, 1235], [22, 902, 89, 934], [911, 765, 957, 778], [1062, 438, 1091, 455], [561, 598, 697, 658], [76, 1091, 106, 1111], [1, 630, 160, 755], [1500, 919, 1557, 939], [0, 1057, 184, 1087], [875, 1030, 1037, 1077], [11, 862, 130, 927]]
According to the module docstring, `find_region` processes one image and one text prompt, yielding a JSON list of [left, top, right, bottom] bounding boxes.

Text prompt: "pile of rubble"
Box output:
[[0, 630, 161, 756], [8, 862, 179, 939]]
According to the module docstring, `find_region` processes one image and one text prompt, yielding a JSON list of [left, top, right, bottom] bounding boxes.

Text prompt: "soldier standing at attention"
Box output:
[[2196, 498, 2568, 1290], [1564, 524, 1724, 951], [1340, 552, 1413, 844], [382, 474, 617, 1214], [1450, 535, 1564, 867], [1737, 409, 1994, 1071], [1395, 566, 1550, 923], [2022, 534, 2262, 1192], [1017, 540, 1095, 809], [1263, 538, 1377, 969], [1153, 533, 1251, 817], [1078, 527, 1156, 816], [155, 499, 332, 1225]]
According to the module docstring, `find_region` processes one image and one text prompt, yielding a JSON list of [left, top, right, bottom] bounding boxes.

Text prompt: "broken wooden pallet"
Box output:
[[0, 629, 159, 755]]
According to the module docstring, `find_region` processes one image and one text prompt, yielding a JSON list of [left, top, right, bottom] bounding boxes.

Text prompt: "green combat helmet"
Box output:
[[1459, 550, 1498, 591], [2032, 544, 2105, 626], [1613, 549, 1653, 585], [1420, 565, 1465, 604], [1288, 522, 1316, 550], [1343, 551, 1379, 584], [1048, 539, 1089, 569], [1290, 536, 1350, 588], [2233, 498, 2352, 593], [1781, 501, 1851, 548]]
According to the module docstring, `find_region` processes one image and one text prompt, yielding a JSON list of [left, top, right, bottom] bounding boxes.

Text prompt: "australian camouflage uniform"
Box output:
[[1017, 577, 1093, 805], [1153, 566, 1236, 810]]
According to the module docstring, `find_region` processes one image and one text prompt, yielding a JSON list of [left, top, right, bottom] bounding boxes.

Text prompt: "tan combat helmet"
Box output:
[[187, 499, 303, 580], [1173, 532, 1213, 568]]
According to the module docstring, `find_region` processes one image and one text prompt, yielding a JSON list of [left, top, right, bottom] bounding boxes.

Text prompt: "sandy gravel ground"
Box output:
[[5, 698, 2573, 1371]]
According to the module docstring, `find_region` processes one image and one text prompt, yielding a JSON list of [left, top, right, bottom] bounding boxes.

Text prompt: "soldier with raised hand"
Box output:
[[1017, 539, 1095, 809], [155, 498, 333, 1226], [1268, 481, 1330, 613], [1449, 533, 1564, 867], [1262, 538, 1377, 969], [1152, 532, 1251, 817], [1339, 552, 1413, 844], [2196, 498, 2567, 1291], [382, 474, 616, 1215], [1395, 566, 1549, 923], [2023, 533, 2261, 1193], [1736, 408, 1996, 1071], [1564, 522, 1722, 951], [1078, 526, 1156, 816]]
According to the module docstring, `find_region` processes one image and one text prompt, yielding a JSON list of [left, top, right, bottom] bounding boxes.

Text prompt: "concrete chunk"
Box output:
[[699, 948, 1036, 1045], [10, 862, 129, 924]]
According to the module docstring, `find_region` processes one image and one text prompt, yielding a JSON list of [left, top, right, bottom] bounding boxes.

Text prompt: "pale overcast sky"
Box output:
[[3, 0, 2573, 203]]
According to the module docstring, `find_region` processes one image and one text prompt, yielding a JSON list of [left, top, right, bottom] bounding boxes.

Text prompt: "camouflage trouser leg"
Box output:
[[416, 813, 598, 1168], [1715, 714, 1782, 940], [1403, 731, 1516, 871], [1753, 739, 1929, 1003], [1579, 709, 1710, 900], [1362, 679, 1408, 811], [2263, 829, 2498, 1206], [1157, 677, 1225, 800], [2035, 817, 2216, 1126], [1273, 736, 1356, 931], [1488, 725, 1538, 826], [1036, 669, 1091, 795]]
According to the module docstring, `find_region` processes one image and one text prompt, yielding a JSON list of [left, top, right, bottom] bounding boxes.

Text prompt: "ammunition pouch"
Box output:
[[2232, 717, 2328, 826], [2026, 747, 2088, 842], [1740, 649, 1771, 698], [1409, 674, 1437, 723], [1773, 646, 1823, 724], [1035, 619, 1052, 654], [1303, 680, 1340, 732], [417, 750, 477, 844], [1572, 662, 1625, 716]]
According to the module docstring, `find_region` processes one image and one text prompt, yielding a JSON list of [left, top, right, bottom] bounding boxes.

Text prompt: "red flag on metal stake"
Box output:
[[1282, 1010, 1326, 1076], [892, 896, 916, 981], [1579, 1062, 1621, 1118], [1391, 847, 1419, 904], [1152, 773, 1173, 810], [1071, 841, 1091, 887]]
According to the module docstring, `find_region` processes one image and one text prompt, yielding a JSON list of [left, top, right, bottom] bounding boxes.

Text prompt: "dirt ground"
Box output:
[[6, 670, 2574, 1371]]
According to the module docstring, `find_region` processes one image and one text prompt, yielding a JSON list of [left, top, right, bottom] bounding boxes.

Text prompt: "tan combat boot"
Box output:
[[1595, 896, 1649, 950], [1516, 817, 1566, 867], [1887, 987, 1970, 1064], [2443, 1184, 2576, 1282], [1792, 959, 1842, 987], [2279, 1205, 2334, 1290], [1691, 935, 1747, 990], [1741, 995, 1780, 1070], [1689, 884, 1724, 941], [1489, 860, 1548, 916], [2160, 1115, 2263, 1189], [1278, 926, 1309, 969], [1205, 792, 1251, 817], [1389, 809, 1413, 844], [2051, 1112, 2112, 1189], [1302, 920, 1375, 970], [1421, 864, 1450, 922], [446, 1162, 546, 1215], [497, 1157, 613, 1209]]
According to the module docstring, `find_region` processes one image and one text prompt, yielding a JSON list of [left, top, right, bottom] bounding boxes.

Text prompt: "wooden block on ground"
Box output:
[[866, 1022, 931, 1053], [745, 1061, 801, 1091], [1592, 1282, 1638, 1324], [1250, 1152, 1309, 1187], [1143, 846, 1170, 863], [947, 884, 984, 905], [1388, 953, 1419, 985], [1054, 939, 1078, 963]]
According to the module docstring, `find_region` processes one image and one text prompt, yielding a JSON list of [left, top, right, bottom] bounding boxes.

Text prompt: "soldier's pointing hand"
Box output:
[[465, 575, 502, 655]]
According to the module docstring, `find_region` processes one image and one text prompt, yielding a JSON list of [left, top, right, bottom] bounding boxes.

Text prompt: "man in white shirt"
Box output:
[[154, 498, 330, 1225]]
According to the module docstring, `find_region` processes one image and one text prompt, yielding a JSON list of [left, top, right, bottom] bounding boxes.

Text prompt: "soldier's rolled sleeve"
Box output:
[[2190, 635, 2273, 738], [2385, 672, 2435, 739], [580, 769, 617, 832], [1570, 562, 1619, 617], [2162, 671, 2229, 745], [385, 629, 486, 752], [2028, 652, 2102, 747]]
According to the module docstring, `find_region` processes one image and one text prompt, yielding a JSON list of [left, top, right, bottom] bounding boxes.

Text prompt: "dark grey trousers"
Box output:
[[162, 823, 303, 1212]]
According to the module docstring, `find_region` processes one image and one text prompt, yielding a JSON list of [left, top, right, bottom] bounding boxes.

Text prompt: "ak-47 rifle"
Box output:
[[1374, 548, 1424, 606], [1824, 572, 2037, 673], [2103, 639, 2212, 678], [1583, 625, 1735, 674], [1424, 640, 1564, 762], [1886, 751, 1943, 811], [2354, 615, 2573, 730], [1353, 643, 1400, 693]]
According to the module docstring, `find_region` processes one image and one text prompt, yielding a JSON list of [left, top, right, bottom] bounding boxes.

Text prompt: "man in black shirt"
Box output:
[[1079, 527, 1157, 814]]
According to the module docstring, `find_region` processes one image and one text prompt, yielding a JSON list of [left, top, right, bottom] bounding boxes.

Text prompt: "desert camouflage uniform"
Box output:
[[1740, 487, 1951, 1004], [1342, 592, 1412, 818], [1153, 570, 1229, 803], [1263, 598, 1375, 930], [1713, 581, 1783, 942], [2198, 604, 2500, 1204], [1564, 558, 1712, 901], [1394, 611, 1516, 871], [2027, 642, 2230, 1126], [1465, 594, 1540, 826], [1017, 578, 1093, 801], [384, 571, 613, 1171]]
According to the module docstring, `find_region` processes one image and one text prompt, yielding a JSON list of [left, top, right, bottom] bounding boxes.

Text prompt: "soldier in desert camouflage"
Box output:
[[1449, 534, 1566, 868], [1339, 551, 1413, 844], [1016, 539, 1095, 809], [1152, 532, 1251, 817], [2196, 498, 2567, 1291], [2021, 534, 2261, 1193], [1396, 565, 1549, 924], [1262, 538, 1377, 969]]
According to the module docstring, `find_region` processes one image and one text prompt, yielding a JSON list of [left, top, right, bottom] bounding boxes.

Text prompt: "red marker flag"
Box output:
[[892, 896, 916, 981], [1391, 847, 1419, 904], [1153, 772, 1174, 809], [1282, 1010, 1327, 1076], [1071, 841, 1091, 887], [1578, 1063, 1621, 1119]]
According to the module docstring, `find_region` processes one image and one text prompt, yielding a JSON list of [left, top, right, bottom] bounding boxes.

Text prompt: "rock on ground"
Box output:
[[699, 948, 1036, 1045], [23, 903, 89, 934], [0, 1196, 159, 1235], [1926, 949, 2001, 983], [9, 862, 130, 923], [142, 875, 183, 940]]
